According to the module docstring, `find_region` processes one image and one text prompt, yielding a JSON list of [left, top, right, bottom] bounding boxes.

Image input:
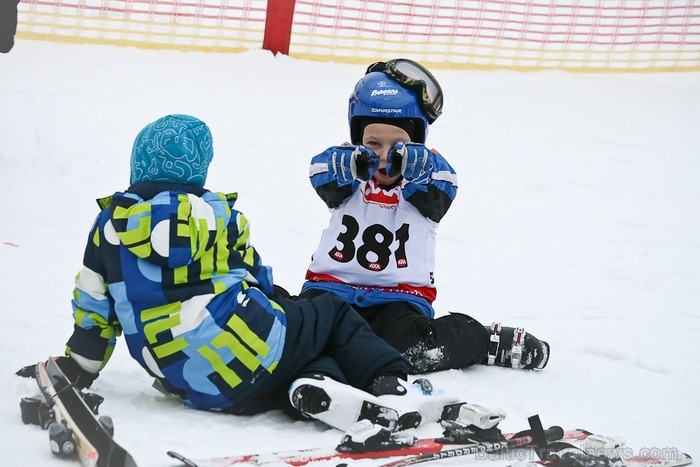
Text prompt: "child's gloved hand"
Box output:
[[54, 356, 98, 389], [328, 145, 379, 186], [386, 142, 435, 184], [16, 356, 98, 389]]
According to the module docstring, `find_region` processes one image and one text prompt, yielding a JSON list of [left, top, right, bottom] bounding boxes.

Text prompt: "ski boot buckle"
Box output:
[[487, 322, 501, 366], [510, 327, 526, 369]]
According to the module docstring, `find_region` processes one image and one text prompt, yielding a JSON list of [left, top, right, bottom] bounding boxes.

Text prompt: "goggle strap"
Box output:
[[366, 61, 387, 74], [364, 58, 443, 124]]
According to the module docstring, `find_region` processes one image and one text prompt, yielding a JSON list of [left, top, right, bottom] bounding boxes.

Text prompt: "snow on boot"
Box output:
[[485, 322, 550, 370], [289, 374, 400, 432], [336, 419, 417, 453], [369, 376, 462, 431]]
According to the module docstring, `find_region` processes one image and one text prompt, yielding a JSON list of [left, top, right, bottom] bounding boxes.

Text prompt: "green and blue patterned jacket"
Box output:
[[67, 182, 286, 410]]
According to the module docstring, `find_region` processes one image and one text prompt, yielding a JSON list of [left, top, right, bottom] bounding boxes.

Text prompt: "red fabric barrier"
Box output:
[[263, 0, 297, 55]]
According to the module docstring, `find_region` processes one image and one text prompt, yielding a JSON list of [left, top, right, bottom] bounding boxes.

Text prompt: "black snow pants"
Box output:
[[225, 291, 408, 415], [301, 289, 489, 374]]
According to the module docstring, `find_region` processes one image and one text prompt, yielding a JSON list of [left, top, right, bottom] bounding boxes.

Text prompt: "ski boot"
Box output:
[[485, 322, 550, 370], [368, 375, 464, 431], [289, 374, 407, 432]]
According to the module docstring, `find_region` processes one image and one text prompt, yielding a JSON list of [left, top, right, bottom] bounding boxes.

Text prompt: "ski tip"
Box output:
[[167, 451, 199, 467]]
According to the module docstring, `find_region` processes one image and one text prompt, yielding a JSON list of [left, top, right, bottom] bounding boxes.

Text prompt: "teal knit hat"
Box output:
[[130, 114, 213, 187]]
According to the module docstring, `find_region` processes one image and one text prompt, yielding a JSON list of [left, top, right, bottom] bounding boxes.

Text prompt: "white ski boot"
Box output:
[[369, 375, 477, 431], [289, 374, 411, 432], [289, 374, 467, 432]]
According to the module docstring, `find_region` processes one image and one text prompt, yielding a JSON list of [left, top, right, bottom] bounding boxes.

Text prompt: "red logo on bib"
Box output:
[[362, 179, 399, 208]]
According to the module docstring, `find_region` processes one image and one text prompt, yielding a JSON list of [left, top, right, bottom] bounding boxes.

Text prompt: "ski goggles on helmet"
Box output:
[[366, 58, 444, 124]]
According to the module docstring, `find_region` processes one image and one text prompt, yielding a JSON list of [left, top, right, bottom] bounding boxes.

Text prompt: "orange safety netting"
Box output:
[[17, 0, 267, 52], [289, 0, 700, 71], [15, 0, 700, 71]]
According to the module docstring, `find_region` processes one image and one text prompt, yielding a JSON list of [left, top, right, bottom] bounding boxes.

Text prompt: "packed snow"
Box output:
[[1, 40, 699, 466]]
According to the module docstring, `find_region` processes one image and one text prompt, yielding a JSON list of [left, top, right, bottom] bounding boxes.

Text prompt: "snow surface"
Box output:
[[1, 40, 699, 467]]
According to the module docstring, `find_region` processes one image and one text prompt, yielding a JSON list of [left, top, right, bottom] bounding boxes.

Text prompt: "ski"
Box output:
[[534, 448, 692, 467], [167, 428, 588, 466], [19, 359, 138, 467], [372, 419, 694, 467], [371, 421, 565, 467], [513, 452, 693, 467], [501, 431, 693, 467], [621, 454, 693, 467]]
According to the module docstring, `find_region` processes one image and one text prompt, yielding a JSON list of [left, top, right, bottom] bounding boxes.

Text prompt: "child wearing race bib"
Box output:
[[302, 59, 550, 373]]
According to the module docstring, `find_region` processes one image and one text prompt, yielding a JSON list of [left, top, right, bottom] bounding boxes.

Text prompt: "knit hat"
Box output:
[[357, 117, 416, 143], [130, 114, 213, 187]]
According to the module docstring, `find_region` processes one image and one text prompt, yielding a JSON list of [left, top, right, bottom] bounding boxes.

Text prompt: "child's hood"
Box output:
[[104, 188, 236, 268]]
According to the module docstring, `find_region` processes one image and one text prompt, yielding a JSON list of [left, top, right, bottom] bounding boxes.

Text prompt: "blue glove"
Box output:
[[329, 145, 379, 186], [386, 142, 435, 184]]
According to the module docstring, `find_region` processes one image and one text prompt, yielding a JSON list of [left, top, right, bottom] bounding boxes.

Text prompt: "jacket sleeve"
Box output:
[[230, 211, 275, 296], [309, 146, 359, 208], [66, 216, 122, 374], [401, 150, 458, 223]]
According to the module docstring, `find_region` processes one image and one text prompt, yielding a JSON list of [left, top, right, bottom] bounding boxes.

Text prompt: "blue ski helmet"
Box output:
[[348, 70, 432, 144]]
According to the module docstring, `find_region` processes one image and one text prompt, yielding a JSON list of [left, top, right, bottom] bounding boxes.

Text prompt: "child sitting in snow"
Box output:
[[18, 114, 451, 433], [301, 59, 550, 373]]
